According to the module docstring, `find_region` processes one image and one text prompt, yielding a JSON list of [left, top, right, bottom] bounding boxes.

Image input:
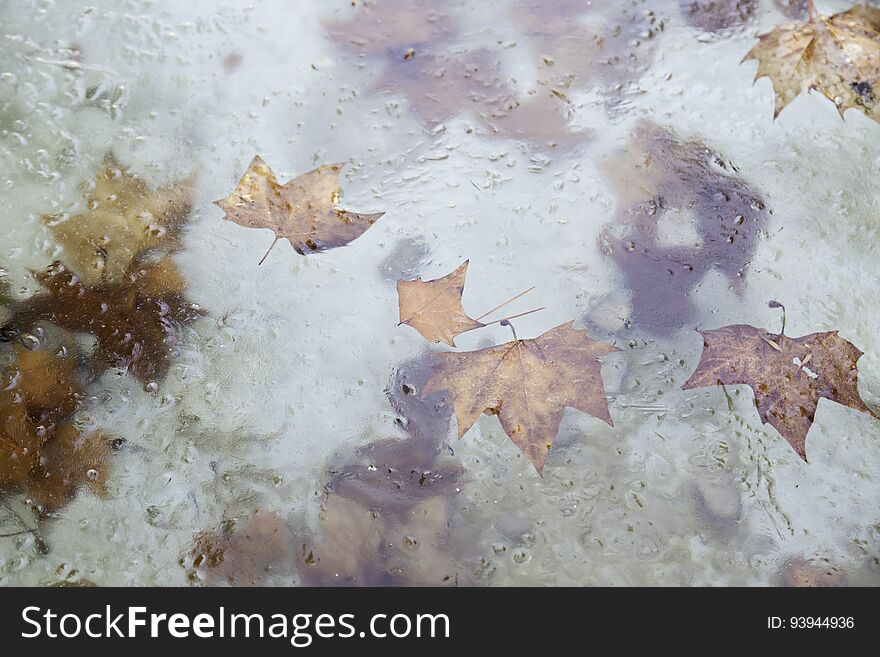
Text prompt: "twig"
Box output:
[[482, 307, 546, 327], [0, 530, 31, 538], [0, 500, 47, 554], [475, 286, 536, 322]]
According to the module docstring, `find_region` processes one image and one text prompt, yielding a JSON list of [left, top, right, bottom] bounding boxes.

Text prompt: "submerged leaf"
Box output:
[[0, 403, 40, 490], [189, 511, 295, 586], [743, 4, 880, 122], [423, 321, 620, 473], [44, 153, 194, 286], [4, 258, 197, 383], [214, 157, 385, 264], [29, 424, 111, 512], [0, 347, 110, 513], [682, 324, 878, 459]]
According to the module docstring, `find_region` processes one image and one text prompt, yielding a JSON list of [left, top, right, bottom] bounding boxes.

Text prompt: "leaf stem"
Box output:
[[500, 319, 518, 341], [258, 235, 281, 266], [0, 500, 46, 553], [475, 286, 535, 322], [807, 0, 817, 22], [768, 299, 786, 335]]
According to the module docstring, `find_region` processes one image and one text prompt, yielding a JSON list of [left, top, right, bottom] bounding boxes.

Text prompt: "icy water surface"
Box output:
[[1, 0, 879, 586]]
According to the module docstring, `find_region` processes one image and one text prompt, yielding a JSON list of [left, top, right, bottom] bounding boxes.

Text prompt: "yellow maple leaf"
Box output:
[[744, 2, 880, 122]]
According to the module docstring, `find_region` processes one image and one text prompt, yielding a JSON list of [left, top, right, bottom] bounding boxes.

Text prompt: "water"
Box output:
[[1, 0, 879, 586]]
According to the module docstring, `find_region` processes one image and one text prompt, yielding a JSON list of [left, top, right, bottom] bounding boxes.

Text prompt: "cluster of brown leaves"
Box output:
[[0, 347, 110, 513], [397, 261, 620, 473], [745, 3, 880, 123], [1, 155, 197, 522], [4, 155, 198, 384]]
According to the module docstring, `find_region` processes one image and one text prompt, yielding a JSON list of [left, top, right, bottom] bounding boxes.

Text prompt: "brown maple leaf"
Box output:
[[743, 2, 880, 122], [397, 261, 543, 346], [0, 346, 85, 496], [29, 423, 111, 512], [214, 156, 385, 265], [397, 261, 484, 347], [4, 258, 197, 383], [1, 346, 111, 513], [43, 153, 194, 286], [1, 403, 41, 491], [6, 345, 83, 425], [682, 324, 879, 460], [423, 321, 621, 473]]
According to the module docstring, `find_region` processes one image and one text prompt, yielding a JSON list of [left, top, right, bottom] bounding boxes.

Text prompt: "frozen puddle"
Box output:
[[1, 0, 879, 586]]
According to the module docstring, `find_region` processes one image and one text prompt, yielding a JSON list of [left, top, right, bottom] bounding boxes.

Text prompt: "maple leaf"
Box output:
[[397, 261, 543, 346], [43, 153, 194, 286], [781, 557, 846, 586], [29, 423, 111, 512], [4, 258, 197, 383], [682, 324, 879, 460], [0, 403, 40, 491], [1, 346, 111, 513], [299, 353, 468, 586], [6, 345, 83, 424], [214, 156, 385, 265], [423, 321, 621, 473], [743, 2, 880, 122], [397, 261, 484, 346]]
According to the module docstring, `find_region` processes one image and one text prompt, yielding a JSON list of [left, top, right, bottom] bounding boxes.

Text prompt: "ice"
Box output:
[[1, 0, 878, 586]]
